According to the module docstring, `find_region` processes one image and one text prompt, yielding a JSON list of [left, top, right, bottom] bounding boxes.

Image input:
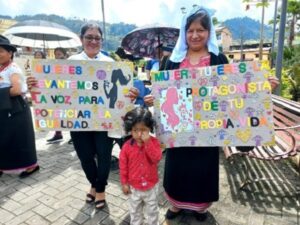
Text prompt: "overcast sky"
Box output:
[[0, 0, 277, 27]]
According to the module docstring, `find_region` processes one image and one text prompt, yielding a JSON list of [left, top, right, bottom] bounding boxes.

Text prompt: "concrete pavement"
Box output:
[[0, 131, 299, 225]]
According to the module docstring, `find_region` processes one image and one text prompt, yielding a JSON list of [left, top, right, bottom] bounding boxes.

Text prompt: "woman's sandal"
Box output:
[[193, 211, 208, 221], [86, 193, 95, 203], [19, 165, 40, 178], [165, 208, 182, 220], [95, 199, 106, 210]]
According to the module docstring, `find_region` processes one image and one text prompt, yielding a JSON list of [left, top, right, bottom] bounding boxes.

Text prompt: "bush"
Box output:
[[271, 45, 300, 101]]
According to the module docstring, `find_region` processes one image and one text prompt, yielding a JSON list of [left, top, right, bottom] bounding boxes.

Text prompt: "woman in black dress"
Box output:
[[0, 35, 39, 178], [143, 7, 279, 222]]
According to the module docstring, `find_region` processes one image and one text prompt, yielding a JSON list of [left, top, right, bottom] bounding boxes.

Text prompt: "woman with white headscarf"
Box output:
[[143, 6, 279, 222], [162, 7, 227, 222]]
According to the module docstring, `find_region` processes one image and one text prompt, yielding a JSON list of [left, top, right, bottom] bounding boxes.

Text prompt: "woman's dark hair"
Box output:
[[123, 107, 156, 134], [185, 9, 211, 33], [54, 47, 67, 56], [80, 22, 103, 38], [1, 46, 15, 60]]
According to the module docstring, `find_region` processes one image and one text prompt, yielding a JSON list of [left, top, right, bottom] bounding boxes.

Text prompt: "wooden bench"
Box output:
[[224, 94, 300, 190]]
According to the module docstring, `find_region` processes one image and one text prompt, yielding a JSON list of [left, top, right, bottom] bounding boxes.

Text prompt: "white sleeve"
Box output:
[[9, 64, 23, 76], [9, 63, 27, 93]]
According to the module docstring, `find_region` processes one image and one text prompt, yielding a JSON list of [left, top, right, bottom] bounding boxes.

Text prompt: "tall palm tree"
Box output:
[[243, 0, 270, 60], [268, 0, 300, 47], [287, 0, 300, 46]]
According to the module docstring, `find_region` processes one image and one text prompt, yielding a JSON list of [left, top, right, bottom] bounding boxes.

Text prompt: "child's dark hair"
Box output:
[[123, 107, 156, 134], [33, 50, 46, 59], [54, 47, 68, 56]]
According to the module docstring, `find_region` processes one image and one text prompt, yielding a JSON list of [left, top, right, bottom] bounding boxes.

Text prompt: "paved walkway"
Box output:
[[0, 131, 299, 225]]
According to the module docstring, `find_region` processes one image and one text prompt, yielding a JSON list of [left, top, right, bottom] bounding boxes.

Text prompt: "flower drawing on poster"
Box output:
[[160, 87, 193, 133]]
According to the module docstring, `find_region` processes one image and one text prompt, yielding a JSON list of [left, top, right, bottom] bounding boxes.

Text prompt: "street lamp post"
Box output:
[[240, 28, 245, 61], [270, 0, 279, 68], [101, 0, 106, 50], [274, 0, 288, 96]]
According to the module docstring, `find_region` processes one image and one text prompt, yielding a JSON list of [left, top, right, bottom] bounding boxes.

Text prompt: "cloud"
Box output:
[[106, 0, 172, 26], [0, 0, 276, 26]]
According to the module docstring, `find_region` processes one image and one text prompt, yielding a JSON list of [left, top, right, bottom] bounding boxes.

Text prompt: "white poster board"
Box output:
[[31, 59, 135, 134], [151, 61, 275, 148]]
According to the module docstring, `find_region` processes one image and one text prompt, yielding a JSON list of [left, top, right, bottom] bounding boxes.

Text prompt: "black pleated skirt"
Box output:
[[163, 147, 219, 203], [0, 104, 37, 170]]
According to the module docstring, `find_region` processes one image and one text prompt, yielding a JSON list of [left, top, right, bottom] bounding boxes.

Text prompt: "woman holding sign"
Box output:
[[72, 22, 140, 210], [162, 7, 227, 221], [143, 7, 279, 221], [27, 22, 139, 210], [68, 22, 131, 210], [0, 35, 39, 178]]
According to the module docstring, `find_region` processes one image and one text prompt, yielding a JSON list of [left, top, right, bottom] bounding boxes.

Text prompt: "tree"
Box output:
[[212, 17, 219, 26], [243, 0, 270, 60], [287, 0, 300, 46], [6, 13, 137, 52], [268, 0, 300, 47], [283, 45, 300, 101]]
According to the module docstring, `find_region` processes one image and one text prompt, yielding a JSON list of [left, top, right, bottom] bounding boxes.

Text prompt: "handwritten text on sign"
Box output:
[[151, 61, 275, 148], [31, 59, 134, 132]]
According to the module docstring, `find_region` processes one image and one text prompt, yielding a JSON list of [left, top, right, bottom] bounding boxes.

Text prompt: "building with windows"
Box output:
[[215, 25, 271, 62], [0, 19, 17, 34], [225, 41, 271, 62], [216, 26, 232, 51]]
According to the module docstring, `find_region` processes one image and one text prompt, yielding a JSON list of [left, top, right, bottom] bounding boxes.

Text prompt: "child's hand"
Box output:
[[144, 94, 154, 107], [128, 87, 139, 102], [141, 131, 150, 143], [122, 184, 131, 195]]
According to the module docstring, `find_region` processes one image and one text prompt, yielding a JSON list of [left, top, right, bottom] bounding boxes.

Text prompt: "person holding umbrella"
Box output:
[[0, 35, 39, 178], [159, 44, 175, 71], [121, 24, 179, 83], [27, 22, 139, 210], [145, 44, 163, 81]]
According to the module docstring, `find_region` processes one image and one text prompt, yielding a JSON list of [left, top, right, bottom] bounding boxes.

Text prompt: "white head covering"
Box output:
[[170, 6, 219, 63]]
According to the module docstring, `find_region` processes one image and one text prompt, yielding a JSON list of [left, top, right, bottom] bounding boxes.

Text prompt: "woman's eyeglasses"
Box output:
[[83, 35, 103, 42]]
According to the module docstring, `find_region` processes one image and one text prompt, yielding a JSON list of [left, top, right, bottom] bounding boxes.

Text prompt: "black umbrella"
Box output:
[[121, 25, 179, 58]]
